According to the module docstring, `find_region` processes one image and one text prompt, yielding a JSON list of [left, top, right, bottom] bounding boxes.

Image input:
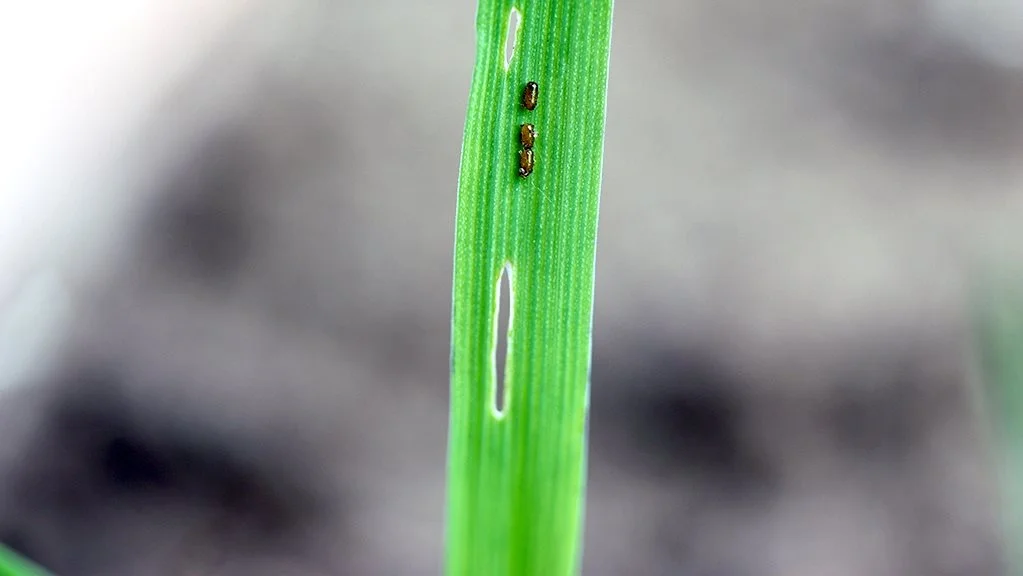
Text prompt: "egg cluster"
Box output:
[[518, 81, 538, 178]]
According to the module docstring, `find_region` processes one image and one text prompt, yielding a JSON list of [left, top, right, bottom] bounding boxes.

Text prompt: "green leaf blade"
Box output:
[[445, 1, 614, 575]]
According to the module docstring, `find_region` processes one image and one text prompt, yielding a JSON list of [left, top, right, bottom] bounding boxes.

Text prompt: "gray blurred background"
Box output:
[[1, 0, 1022, 574]]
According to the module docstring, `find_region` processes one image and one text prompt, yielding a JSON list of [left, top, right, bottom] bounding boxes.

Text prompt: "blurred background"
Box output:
[[1, 0, 1022, 574]]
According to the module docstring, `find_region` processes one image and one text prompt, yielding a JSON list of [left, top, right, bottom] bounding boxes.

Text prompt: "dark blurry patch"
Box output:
[[827, 382, 921, 461], [815, 25, 1023, 161], [148, 128, 255, 284], [629, 387, 743, 473], [101, 434, 169, 490], [591, 349, 775, 492], [827, 349, 965, 462], [70, 367, 317, 532], [0, 361, 333, 572]]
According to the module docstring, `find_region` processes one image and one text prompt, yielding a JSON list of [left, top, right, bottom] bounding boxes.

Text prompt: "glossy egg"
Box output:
[[522, 81, 538, 111], [520, 123, 537, 149], [518, 148, 534, 177]]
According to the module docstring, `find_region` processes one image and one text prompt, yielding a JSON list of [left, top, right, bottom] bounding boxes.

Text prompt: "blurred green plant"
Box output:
[[974, 272, 1023, 576], [444, 0, 614, 575], [0, 544, 48, 576]]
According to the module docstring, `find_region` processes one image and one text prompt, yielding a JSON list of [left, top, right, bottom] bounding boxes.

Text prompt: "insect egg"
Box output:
[[520, 123, 537, 149], [518, 148, 534, 178], [522, 81, 538, 111]]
